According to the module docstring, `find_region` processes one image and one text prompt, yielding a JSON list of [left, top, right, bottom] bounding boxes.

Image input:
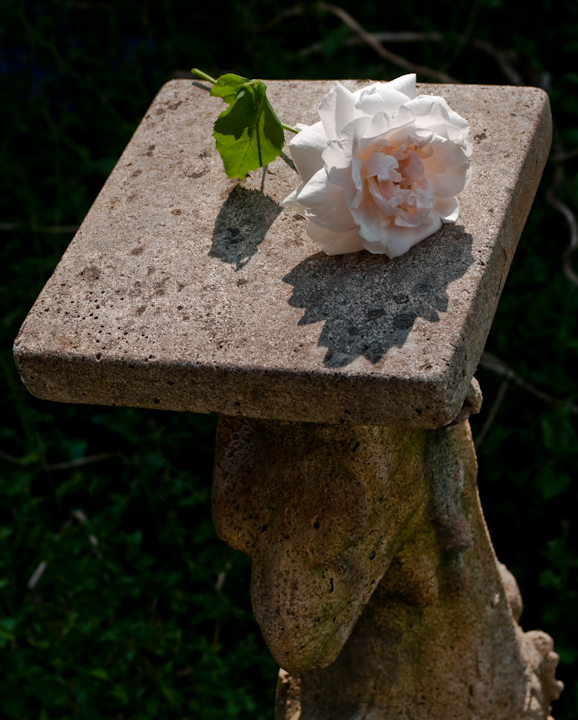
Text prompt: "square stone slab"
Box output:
[[13, 80, 551, 427]]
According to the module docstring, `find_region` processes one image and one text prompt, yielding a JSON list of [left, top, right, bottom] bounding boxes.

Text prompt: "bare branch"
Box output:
[[44, 225, 80, 234], [28, 561, 47, 590], [315, 4, 459, 83], [552, 147, 578, 163], [296, 33, 443, 58], [297, 32, 446, 58], [215, 560, 233, 593], [474, 378, 510, 449], [297, 31, 522, 85], [264, 6, 304, 28], [268, 4, 459, 83], [546, 140, 578, 287], [0, 222, 79, 234], [468, 39, 522, 85], [72, 509, 88, 524], [0, 449, 27, 465], [71, 510, 102, 557], [0, 449, 122, 470], [479, 352, 578, 414], [47, 451, 122, 470]]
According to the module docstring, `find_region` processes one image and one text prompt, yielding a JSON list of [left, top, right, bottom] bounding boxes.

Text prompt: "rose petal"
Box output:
[[435, 195, 460, 223], [352, 82, 378, 100], [306, 221, 364, 255], [359, 214, 442, 258], [353, 190, 391, 243], [282, 182, 306, 212], [407, 95, 470, 141], [424, 123, 470, 144], [366, 177, 398, 215], [407, 95, 450, 123], [354, 83, 412, 117], [393, 206, 432, 228], [351, 156, 364, 192], [429, 161, 471, 197], [384, 124, 437, 151], [363, 153, 401, 181], [288, 121, 328, 184], [360, 105, 415, 148], [386, 73, 417, 100], [297, 168, 358, 232], [422, 138, 471, 172], [318, 81, 359, 139], [323, 116, 371, 187]]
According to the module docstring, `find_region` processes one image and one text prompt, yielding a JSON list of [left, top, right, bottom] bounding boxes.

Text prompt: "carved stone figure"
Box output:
[[213, 416, 563, 719]]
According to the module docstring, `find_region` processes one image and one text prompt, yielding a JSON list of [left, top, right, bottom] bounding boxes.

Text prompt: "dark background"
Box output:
[[1, 1, 577, 718]]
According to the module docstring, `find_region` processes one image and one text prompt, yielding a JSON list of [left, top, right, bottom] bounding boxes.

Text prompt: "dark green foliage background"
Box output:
[[0, 1, 576, 718]]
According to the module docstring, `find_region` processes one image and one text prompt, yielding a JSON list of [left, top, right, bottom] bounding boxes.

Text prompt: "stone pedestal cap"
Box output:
[[14, 80, 551, 427]]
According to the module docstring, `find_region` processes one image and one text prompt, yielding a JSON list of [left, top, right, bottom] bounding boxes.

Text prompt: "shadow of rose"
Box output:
[[210, 185, 283, 270], [283, 226, 474, 368]]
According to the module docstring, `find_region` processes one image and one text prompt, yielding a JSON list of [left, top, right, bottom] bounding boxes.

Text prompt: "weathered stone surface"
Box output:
[[213, 416, 563, 718], [213, 416, 428, 672], [14, 81, 551, 427]]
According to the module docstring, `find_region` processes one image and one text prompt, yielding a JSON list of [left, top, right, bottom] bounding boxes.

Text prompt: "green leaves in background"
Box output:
[[194, 70, 286, 179]]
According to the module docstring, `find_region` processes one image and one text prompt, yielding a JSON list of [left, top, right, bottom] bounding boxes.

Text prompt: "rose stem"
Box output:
[[191, 68, 217, 84]]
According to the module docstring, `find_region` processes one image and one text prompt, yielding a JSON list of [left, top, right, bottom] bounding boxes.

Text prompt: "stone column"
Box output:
[[13, 80, 561, 718], [212, 416, 563, 719]]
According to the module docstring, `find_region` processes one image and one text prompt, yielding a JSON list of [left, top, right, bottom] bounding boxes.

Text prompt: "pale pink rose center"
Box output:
[[359, 142, 436, 228]]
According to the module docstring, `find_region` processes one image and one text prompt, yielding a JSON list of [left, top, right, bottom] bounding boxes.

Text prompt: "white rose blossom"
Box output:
[[282, 74, 472, 258]]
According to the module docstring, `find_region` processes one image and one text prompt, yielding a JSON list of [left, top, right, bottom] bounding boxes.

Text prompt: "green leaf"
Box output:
[[535, 462, 571, 499], [210, 73, 250, 105], [0, 618, 15, 639], [35, 677, 68, 707], [56, 472, 85, 497], [87, 668, 110, 682], [213, 79, 285, 180], [161, 686, 182, 708]]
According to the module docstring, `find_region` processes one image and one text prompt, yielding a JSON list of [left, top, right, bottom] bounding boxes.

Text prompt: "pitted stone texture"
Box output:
[[213, 416, 428, 672], [217, 419, 564, 719], [14, 81, 551, 426]]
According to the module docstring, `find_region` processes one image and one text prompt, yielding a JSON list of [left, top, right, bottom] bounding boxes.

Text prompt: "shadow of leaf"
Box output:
[[283, 227, 474, 368], [209, 185, 283, 270]]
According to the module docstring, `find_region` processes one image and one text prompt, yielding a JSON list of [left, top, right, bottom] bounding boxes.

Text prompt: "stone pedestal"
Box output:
[[13, 79, 561, 718], [213, 417, 562, 719]]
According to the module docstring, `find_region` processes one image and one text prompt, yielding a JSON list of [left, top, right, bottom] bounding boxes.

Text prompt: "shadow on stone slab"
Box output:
[[283, 227, 474, 368], [210, 185, 283, 270]]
